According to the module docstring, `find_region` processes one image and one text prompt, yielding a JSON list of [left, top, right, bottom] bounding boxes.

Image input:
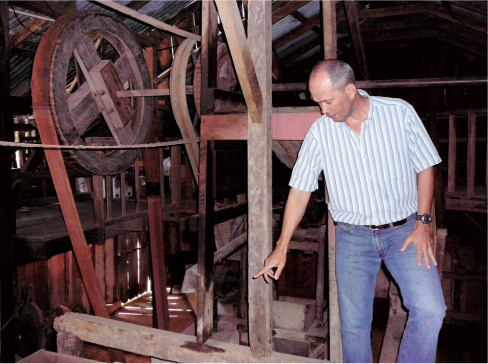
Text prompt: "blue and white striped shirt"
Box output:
[[289, 90, 441, 225]]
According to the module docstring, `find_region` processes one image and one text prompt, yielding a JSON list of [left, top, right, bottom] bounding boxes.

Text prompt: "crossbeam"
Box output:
[[54, 313, 324, 363]]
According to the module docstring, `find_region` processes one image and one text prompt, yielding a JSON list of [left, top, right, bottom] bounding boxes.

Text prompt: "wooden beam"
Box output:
[[10, 17, 48, 47], [0, 3, 15, 361], [344, 1, 369, 79], [54, 312, 323, 363], [274, 14, 320, 49], [200, 0, 219, 115], [215, 0, 263, 124], [425, 2, 486, 33], [322, 0, 337, 59], [197, 141, 215, 343], [247, 0, 273, 357], [446, 0, 487, 15], [91, 0, 201, 41], [272, 1, 310, 24]]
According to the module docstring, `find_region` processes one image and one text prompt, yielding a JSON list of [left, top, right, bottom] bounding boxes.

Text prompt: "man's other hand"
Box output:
[[253, 246, 287, 283]]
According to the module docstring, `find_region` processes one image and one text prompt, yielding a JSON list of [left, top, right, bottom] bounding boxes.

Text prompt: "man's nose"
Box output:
[[320, 103, 328, 115]]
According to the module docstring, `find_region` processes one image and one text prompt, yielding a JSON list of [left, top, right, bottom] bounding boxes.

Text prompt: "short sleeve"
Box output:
[[405, 105, 442, 173], [289, 129, 323, 192]]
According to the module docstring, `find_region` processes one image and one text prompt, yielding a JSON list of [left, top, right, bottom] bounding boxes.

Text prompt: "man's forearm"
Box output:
[[276, 188, 312, 250], [417, 166, 435, 215]]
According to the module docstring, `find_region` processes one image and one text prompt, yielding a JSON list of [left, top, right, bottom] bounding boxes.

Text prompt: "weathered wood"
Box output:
[[322, 0, 337, 59], [104, 238, 115, 302], [447, 114, 456, 193], [17, 349, 98, 363], [272, 77, 488, 92], [247, 0, 273, 358], [55, 313, 322, 362], [0, 3, 14, 361], [344, 1, 369, 79], [169, 39, 200, 181], [273, 300, 315, 332], [327, 212, 342, 363], [214, 0, 263, 124], [315, 225, 326, 325], [200, 0, 218, 115], [57, 333, 83, 357], [170, 146, 182, 253], [145, 146, 170, 329], [201, 110, 320, 141], [197, 141, 215, 343], [467, 113, 476, 195], [91, 0, 201, 41]]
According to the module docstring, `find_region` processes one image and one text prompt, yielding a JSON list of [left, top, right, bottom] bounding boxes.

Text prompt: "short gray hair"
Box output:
[[310, 60, 356, 90]]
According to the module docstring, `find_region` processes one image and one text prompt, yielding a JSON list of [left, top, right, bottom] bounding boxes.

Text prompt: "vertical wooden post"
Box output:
[[197, 141, 215, 343], [248, 0, 273, 358], [447, 114, 456, 193], [0, 3, 14, 361], [343, 0, 369, 79], [57, 333, 83, 357], [92, 175, 104, 243], [316, 225, 326, 325], [322, 0, 337, 59], [200, 0, 218, 115], [104, 237, 115, 303], [466, 113, 476, 195], [170, 146, 182, 253], [328, 213, 343, 362]]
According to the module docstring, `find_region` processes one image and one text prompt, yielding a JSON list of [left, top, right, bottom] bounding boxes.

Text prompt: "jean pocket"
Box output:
[[336, 222, 356, 232]]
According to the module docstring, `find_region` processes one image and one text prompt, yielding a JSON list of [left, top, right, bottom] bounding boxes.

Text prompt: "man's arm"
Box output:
[[253, 188, 312, 283], [400, 166, 437, 269]]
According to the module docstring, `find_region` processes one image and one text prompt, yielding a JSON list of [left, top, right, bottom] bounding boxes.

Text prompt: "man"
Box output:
[[254, 60, 446, 363]]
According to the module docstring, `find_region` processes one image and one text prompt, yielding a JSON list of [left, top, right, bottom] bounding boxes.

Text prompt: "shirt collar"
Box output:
[[335, 88, 372, 130]]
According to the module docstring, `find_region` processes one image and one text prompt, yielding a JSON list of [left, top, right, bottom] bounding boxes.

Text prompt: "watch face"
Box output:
[[422, 214, 432, 224]]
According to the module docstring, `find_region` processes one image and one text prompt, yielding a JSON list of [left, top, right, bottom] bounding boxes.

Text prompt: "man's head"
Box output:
[[308, 60, 358, 122]]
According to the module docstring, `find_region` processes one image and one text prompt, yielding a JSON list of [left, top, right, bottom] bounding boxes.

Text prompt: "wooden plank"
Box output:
[[91, 0, 201, 41], [0, 2, 15, 360], [327, 212, 342, 363], [315, 225, 326, 324], [274, 14, 320, 49], [30, 107, 125, 362], [117, 87, 193, 97], [57, 333, 83, 358], [200, 0, 218, 115], [197, 141, 215, 343], [214, 0, 263, 124], [95, 244, 106, 300], [447, 114, 456, 193], [104, 238, 115, 302], [54, 313, 322, 362], [170, 146, 182, 254], [322, 0, 337, 59], [247, 0, 273, 358], [200, 110, 321, 141], [344, 1, 369, 79], [466, 113, 476, 195], [144, 143, 170, 329], [272, 1, 310, 24]]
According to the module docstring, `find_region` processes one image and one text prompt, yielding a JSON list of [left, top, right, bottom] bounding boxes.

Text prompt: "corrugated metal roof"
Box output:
[[272, 14, 303, 41]]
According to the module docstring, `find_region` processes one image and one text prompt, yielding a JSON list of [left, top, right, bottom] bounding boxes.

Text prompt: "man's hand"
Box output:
[[400, 222, 437, 269], [253, 245, 287, 283]]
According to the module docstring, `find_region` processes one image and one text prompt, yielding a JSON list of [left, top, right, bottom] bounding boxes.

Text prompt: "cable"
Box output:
[[9, 4, 43, 36], [0, 138, 200, 150], [43, 1, 57, 19]]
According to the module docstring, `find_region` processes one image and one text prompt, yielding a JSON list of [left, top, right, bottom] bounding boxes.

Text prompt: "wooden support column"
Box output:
[[344, 0, 369, 79], [322, 0, 337, 59], [315, 225, 326, 325], [247, 0, 273, 358], [0, 3, 15, 361], [197, 141, 215, 343], [144, 44, 170, 330], [214, 0, 263, 124], [200, 0, 218, 115], [327, 213, 343, 362]]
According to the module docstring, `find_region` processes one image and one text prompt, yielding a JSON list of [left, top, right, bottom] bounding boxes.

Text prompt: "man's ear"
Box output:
[[345, 83, 356, 98]]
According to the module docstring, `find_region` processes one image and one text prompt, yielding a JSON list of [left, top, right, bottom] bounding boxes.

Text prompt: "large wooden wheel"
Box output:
[[32, 11, 152, 175]]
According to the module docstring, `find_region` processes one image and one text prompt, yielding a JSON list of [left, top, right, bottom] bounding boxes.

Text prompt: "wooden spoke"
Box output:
[[74, 31, 102, 72]]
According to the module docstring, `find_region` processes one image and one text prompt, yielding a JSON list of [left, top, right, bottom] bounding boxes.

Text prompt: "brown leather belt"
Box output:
[[363, 218, 407, 230]]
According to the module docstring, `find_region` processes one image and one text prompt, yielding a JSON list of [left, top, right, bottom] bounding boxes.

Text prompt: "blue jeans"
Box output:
[[335, 214, 446, 363]]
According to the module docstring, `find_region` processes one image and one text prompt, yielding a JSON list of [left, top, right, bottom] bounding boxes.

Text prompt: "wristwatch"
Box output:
[[416, 213, 432, 224]]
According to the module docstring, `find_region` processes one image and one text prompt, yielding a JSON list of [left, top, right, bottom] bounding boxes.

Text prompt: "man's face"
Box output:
[[309, 73, 355, 122]]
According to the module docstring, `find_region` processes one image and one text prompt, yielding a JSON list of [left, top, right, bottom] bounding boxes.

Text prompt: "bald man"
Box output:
[[254, 60, 446, 363]]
